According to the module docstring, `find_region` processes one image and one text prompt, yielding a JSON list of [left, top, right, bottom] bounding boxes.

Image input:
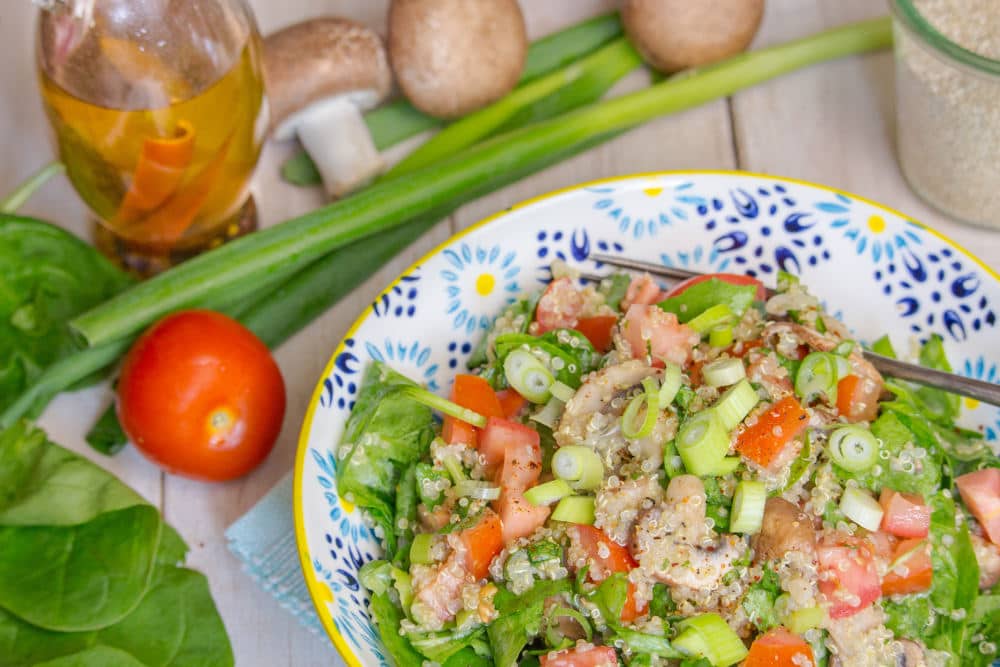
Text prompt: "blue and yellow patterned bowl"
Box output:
[[293, 171, 1000, 666]]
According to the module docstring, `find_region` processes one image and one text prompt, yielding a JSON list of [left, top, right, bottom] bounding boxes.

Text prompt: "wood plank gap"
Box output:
[[725, 97, 745, 169]]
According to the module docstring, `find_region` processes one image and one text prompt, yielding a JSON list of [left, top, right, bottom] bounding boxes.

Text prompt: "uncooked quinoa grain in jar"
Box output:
[[890, 0, 1000, 228]]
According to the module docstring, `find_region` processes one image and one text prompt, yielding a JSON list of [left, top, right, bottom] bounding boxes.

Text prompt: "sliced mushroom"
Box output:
[[752, 497, 817, 563], [264, 18, 392, 198], [388, 0, 527, 119]]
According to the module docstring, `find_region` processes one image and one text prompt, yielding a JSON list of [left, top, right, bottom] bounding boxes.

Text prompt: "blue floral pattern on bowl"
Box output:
[[295, 172, 1000, 667]]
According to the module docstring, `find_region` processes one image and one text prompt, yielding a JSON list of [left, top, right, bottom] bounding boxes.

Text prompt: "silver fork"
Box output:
[[584, 252, 1000, 408]]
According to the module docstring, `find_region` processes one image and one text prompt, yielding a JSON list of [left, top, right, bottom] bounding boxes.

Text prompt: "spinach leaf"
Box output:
[[657, 278, 757, 323], [442, 647, 493, 667], [84, 404, 129, 456], [649, 583, 676, 617], [0, 420, 145, 526], [914, 334, 961, 423], [393, 464, 418, 570], [494, 329, 597, 389], [336, 362, 435, 558], [925, 493, 979, 661], [599, 272, 631, 312], [489, 579, 572, 667], [870, 334, 896, 358], [703, 477, 732, 533], [963, 595, 1000, 666], [741, 565, 781, 632], [408, 626, 487, 663], [611, 627, 682, 658], [0, 505, 162, 632], [34, 646, 147, 667], [0, 216, 132, 416], [835, 411, 941, 497], [369, 592, 425, 667]]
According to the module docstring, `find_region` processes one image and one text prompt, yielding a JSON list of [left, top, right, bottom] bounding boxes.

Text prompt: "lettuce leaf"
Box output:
[[657, 278, 757, 323]]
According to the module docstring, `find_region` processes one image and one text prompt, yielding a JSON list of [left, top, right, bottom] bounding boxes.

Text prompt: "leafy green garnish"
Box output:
[[657, 278, 757, 323], [494, 329, 597, 390], [369, 592, 425, 667], [488, 580, 572, 667], [649, 583, 676, 617], [870, 334, 897, 359], [599, 272, 631, 311], [703, 476, 732, 533], [468, 295, 539, 372], [741, 565, 782, 632]]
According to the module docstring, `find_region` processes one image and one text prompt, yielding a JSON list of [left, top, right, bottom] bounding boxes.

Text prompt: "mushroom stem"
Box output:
[[296, 98, 384, 199]]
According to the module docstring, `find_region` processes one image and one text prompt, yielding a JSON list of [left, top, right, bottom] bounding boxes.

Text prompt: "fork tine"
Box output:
[[588, 253, 702, 282]]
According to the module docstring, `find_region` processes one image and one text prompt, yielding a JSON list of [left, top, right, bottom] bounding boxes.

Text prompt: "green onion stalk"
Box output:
[[72, 18, 892, 349]]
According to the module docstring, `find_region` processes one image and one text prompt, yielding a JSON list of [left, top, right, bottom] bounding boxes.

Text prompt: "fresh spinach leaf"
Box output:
[[870, 334, 896, 359], [835, 411, 941, 497], [599, 272, 631, 312], [611, 627, 682, 658], [34, 646, 147, 667], [442, 647, 493, 667], [914, 335, 961, 423], [703, 477, 732, 533], [336, 362, 435, 558], [0, 216, 132, 416], [489, 579, 572, 667], [494, 329, 597, 389], [369, 592, 424, 667], [84, 404, 129, 456], [393, 464, 418, 570], [408, 626, 487, 663], [741, 565, 781, 632], [0, 505, 162, 632], [657, 278, 757, 323], [649, 583, 676, 617]]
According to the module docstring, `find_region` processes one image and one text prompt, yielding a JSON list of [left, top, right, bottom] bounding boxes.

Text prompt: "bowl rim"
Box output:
[[292, 169, 999, 663]]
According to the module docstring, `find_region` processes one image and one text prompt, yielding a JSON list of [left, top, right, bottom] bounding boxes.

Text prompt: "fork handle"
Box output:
[[863, 352, 1000, 408]]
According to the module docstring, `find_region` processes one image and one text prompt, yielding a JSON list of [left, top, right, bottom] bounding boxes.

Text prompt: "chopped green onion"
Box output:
[[828, 425, 879, 472], [415, 463, 449, 510], [675, 613, 748, 667], [709, 326, 734, 348], [686, 303, 734, 334], [551, 495, 596, 524], [400, 386, 487, 427], [442, 454, 467, 484], [674, 613, 748, 667], [410, 533, 436, 565], [702, 358, 746, 387], [675, 410, 730, 476], [455, 480, 501, 501], [359, 560, 393, 595], [840, 486, 883, 531], [713, 379, 760, 431], [530, 396, 564, 429], [794, 352, 840, 404], [786, 606, 827, 634], [552, 446, 605, 490], [729, 480, 766, 534], [658, 362, 682, 405], [621, 377, 660, 439], [833, 340, 856, 357], [0, 162, 65, 213], [524, 479, 573, 506], [504, 349, 555, 403], [550, 380, 576, 402], [707, 456, 741, 476], [391, 568, 413, 609], [544, 606, 593, 649]]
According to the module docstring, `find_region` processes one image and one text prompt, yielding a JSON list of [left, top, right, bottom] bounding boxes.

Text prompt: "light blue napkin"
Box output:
[[225, 473, 326, 638]]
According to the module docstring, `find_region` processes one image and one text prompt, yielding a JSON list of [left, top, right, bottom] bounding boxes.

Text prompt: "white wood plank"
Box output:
[[731, 0, 1000, 268]]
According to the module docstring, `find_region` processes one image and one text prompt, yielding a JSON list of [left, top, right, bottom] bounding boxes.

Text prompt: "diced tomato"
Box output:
[[458, 509, 504, 580], [567, 525, 646, 621], [745, 627, 815, 667], [621, 304, 699, 367], [497, 435, 543, 492], [496, 388, 528, 418], [498, 490, 550, 544], [865, 530, 897, 561], [956, 469, 1000, 545], [733, 338, 765, 358], [441, 375, 504, 446], [835, 374, 879, 423], [622, 274, 664, 310], [817, 534, 881, 618], [736, 396, 809, 468], [535, 277, 584, 334], [881, 538, 932, 596], [540, 644, 619, 667], [664, 272, 767, 301], [879, 489, 930, 538], [478, 416, 539, 470], [574, 315, 618, 353]]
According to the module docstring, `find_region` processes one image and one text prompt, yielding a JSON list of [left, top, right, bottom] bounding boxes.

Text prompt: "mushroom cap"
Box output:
[[388, 0, 527, 119], [622, 0, 765, 73], [263, 17, 393, 136]]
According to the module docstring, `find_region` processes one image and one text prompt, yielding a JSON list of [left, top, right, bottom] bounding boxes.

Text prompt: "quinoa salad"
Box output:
[[340, 264, 1000, 667]]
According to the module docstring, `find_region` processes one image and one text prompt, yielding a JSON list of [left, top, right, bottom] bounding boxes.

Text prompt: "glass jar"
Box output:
[[36, 0, 268, 275], [890, 0, 1000, 229]]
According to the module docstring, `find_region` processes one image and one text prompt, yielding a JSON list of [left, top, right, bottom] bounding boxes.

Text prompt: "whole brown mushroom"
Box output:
[[388, 0, 527, 119], [622, 0, 765, 73], [264, 17, 393, 198]]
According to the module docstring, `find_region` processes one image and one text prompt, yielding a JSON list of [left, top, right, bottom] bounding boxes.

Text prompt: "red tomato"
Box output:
[[735, 396, 809, 468], [573, 315, 618, 353], [117, 310, 285, 481], [535, 277, 584, 333], [496, 388, 528, 418], [540, 644, 619, 667], [817, 534, 881, 618], [664, 272, 767, 301], [881, 538, 932, 596], [745, 627, 815, 667], [479, 417, 540, 471], [956, 469, 1000, 545], [498, 490, 550, 544], [567, 525, 646, 621], [879, 489, 930, 538], [441, 375, 504, 447], [621, 304, 699, 367], [622, 274, 663, 310], [458, 510, 504, 579]]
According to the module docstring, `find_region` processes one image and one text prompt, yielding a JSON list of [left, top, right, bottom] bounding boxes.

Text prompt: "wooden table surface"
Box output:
[[3, 1, 999, 665]]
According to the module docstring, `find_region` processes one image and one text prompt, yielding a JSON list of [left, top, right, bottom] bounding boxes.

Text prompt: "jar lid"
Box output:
[[890, 0, 1000, 76]]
